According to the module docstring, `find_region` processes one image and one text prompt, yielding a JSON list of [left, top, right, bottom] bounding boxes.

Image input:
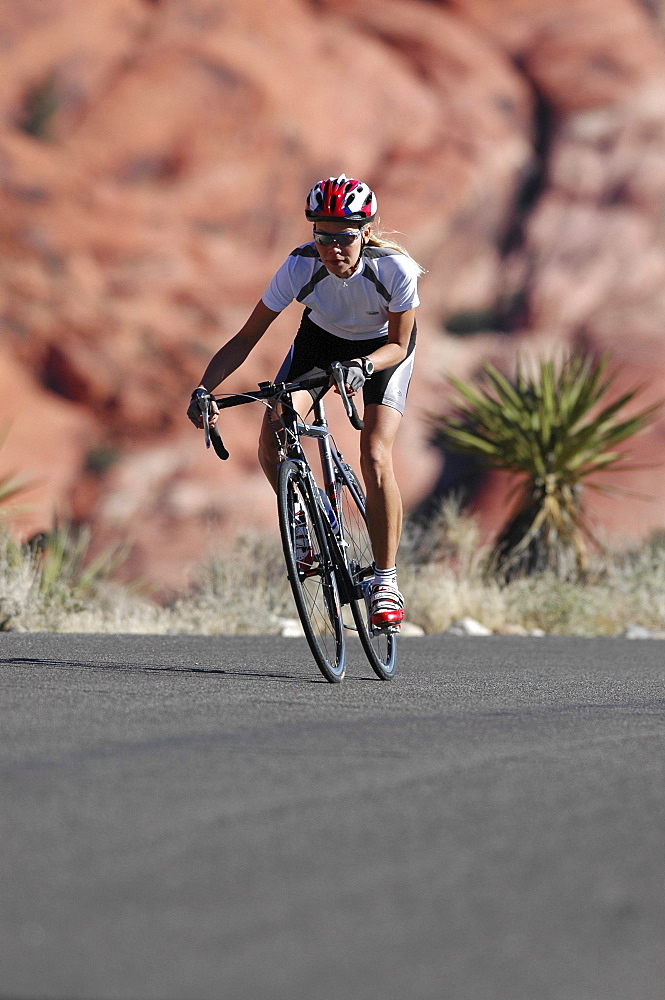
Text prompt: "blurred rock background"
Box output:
[[1, 0, 665, 590]]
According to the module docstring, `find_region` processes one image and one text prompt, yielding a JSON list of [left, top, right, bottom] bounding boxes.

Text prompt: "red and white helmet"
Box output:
[[305, 174, 377, 223]]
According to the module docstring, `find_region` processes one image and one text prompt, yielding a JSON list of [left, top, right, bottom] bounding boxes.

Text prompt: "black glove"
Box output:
[[187, 387, 214, 427], [342, 362, 366, 394]]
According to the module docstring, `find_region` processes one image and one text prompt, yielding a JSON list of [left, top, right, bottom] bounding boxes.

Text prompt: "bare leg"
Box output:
[[258, 389, 314, 492], [359, 403, 403, 570]]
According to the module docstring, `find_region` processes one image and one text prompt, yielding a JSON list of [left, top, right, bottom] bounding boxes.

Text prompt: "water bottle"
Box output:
[[318, 488, 339, 533]]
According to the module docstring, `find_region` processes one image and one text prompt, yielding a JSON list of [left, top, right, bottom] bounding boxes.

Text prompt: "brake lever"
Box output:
[[329, 362, 364, 431], [192, 389, 230, 459], [329, 362, 353, 419], [192, 389, 212, 448]]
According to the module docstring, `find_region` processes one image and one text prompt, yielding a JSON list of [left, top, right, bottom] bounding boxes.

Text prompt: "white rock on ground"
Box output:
[[444, 617, 493, 637], [278, 618, 305, 637], [400, 621, 425, 637], [623, 624, 654, 639]]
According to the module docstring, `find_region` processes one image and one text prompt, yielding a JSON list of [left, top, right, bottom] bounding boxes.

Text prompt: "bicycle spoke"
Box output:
[[278, 461, 346, 682], [336, 464, 397, 680]]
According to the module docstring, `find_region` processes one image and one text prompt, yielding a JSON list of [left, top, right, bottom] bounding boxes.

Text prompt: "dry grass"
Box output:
[[0, 526, 294, 635], [2, 507, 665, 636]]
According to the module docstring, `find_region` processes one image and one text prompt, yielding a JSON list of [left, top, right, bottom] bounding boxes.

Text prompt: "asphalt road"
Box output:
[[1, 632, 664, 1000]]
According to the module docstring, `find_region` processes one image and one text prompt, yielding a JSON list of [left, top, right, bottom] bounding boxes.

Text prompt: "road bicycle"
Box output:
[[193, 363, 397, 683]]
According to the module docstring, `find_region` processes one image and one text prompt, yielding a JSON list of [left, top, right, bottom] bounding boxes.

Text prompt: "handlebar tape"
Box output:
[[216, 391, 265, 409], [210, 426, 229, 460], [348, 397, 364, 431]]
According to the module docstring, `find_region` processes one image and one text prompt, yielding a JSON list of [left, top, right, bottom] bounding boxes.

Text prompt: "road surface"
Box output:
[[1, 633, 664, 999]]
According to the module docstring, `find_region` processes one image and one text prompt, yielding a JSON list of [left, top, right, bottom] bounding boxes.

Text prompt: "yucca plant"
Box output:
[[433, 353, 660, 580], [34, 520, 132, 601]]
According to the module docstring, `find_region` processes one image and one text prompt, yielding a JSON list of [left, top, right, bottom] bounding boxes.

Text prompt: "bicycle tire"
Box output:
[[336, 464, 397, 680], [278, 460, 346, 682]]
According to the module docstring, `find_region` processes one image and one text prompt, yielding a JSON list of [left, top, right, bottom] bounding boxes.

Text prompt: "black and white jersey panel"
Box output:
[[261, 243, 420, 341]]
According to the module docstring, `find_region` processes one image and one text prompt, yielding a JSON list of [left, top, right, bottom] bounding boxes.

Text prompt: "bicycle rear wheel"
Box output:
[[278, 460, 346, 682], [336, 464, 397, 680]]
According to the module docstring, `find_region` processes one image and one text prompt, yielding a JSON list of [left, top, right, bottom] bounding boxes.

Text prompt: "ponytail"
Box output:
[[364, 218, 427, 276]]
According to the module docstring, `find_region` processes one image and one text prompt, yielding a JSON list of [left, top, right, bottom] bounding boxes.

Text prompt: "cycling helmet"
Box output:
[[305, 173, 377, 223]]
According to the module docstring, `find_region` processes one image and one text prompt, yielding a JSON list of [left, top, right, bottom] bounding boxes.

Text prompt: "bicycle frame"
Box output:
[[277, 391, 368, 606]]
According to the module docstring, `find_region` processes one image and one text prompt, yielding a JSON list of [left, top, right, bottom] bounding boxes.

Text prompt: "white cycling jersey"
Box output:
[[262, 243, 420, 341]]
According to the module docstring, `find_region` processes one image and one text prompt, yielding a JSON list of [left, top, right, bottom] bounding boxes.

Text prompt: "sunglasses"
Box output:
[[313, 229, 363, 247]]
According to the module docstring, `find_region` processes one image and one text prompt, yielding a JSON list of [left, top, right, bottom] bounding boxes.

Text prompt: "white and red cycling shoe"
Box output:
[[369, 583, 404, 632]]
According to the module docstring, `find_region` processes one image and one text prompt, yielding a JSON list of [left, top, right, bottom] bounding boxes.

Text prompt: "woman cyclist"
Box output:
[[187, 174, 423, 631]]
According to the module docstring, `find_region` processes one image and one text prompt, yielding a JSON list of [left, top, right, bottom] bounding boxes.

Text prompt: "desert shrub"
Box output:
[[2, 515, 665, 637], [432, 353, 659, 581]]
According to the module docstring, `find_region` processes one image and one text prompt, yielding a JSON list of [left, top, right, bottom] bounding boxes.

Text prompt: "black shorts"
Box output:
[[275, 310, 417, 415]]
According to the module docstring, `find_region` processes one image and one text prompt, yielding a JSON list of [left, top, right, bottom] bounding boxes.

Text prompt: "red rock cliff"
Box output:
[[1, 0, 664, 586]]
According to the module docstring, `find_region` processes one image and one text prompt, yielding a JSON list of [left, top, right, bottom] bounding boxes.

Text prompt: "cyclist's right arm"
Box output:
[[188, 301, 281, 427]]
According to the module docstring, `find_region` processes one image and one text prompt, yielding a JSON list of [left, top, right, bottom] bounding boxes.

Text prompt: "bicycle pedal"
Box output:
[[299, 564, 321, 578], [370, 623, 401, 636]]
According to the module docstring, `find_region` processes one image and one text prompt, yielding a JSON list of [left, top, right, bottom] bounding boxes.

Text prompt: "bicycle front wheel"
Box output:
[[336, 464, 397, 680], [278, 460, 346, 683]]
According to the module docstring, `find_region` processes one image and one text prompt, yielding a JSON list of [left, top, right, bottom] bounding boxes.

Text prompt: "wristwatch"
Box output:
[[357, 357, 374, 378]]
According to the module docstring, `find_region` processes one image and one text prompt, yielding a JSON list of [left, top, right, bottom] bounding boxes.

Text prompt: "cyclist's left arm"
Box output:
[[350, 308, 415, 374]]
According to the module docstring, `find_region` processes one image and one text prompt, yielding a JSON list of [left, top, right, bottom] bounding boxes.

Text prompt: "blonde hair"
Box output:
[[364, 217, 426, 276]]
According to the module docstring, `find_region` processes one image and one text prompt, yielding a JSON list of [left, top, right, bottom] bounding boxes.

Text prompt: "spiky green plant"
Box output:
[[0, 430, 29, 513], [433, 353, 660, 580], [35, 520, 132, 600], [0, 471, 25, 509]]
